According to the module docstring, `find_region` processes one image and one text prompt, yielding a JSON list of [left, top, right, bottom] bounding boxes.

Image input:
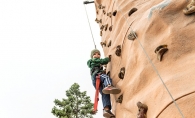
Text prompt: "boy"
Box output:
[[87, 49, 121, 117]]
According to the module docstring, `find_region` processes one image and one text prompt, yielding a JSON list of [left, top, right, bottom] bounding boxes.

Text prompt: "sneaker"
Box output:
[[102, 85, 121, 94], [103, 109, 115, 118]]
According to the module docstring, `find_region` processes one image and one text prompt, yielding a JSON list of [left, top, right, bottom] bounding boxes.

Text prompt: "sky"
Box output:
[[0, 0, 104, 118]]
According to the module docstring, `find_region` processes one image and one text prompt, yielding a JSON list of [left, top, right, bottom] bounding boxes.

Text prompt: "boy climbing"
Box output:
[[87, 49, 121, 117]]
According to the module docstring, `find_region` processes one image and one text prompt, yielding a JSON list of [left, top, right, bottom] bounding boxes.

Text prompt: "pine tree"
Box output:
[[51, 83, 94, 118]]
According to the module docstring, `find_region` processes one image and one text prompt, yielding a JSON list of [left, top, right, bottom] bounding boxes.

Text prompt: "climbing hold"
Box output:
[[99, 19, 102, 23], [109, 25, 112, 31], [128, 31, 137, 40], [116, 94, 123, 103], [154, 45, 168, 61], [128, 8, 138, 16], [113, 10, 117, 16], [183, 6, 195, 15], [95, 18, 99, 23], [154, 45, 167, 53], [137, 102, 148, 118], [99, 19, 102, 24], [118, 67, 125, 79], [95, 18, 98, 22], [95, 18, 102, 24], [115, 45, 121, 56], [109, 55, 111, 61], [100, 41, 106, 47], [103, 10, 106, 14], [104, 24, 108, 31], [183, 0, 195, 15], [107, 40, 111, 47], [98, 4, 102, 9], [96, 11, 98, 14], [102, 5, 105, 9], [107, 12, 112, 18], [100, 31, 102, 36], [100, 25, 104, 31]]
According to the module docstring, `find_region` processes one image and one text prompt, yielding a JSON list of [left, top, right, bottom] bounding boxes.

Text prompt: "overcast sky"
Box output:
[[0, 0, 104, 118]]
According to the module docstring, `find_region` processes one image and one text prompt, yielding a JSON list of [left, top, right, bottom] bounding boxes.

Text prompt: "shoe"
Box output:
[[103, 109, 115, 118], [102, 85, 121, 94]]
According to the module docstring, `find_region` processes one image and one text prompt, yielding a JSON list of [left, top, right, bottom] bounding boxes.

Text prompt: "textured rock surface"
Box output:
[[95, 0, 195, 117]]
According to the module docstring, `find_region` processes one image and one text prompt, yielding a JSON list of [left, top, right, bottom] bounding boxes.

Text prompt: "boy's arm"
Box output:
[[87, 59, 92, 68], [94, 57, 110, 65]]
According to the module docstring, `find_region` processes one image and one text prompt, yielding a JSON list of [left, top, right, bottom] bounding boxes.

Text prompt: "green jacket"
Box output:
[[87, 57, 110, 78]]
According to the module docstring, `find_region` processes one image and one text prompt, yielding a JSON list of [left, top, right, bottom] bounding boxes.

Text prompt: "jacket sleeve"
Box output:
[[94, 57, 110, 65], [87, 59, 92, 68]]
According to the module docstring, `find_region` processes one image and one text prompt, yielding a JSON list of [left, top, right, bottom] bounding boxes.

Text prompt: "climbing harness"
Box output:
[[93, 74, 100, 113], [113, 1, 185, 117], [91, 66, 103, 112], [83, 1, 96, 49], [90, 66, 103, 75]]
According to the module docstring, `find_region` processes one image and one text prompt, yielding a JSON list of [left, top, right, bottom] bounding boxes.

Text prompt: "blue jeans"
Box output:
[[92, 74, 112, 110]]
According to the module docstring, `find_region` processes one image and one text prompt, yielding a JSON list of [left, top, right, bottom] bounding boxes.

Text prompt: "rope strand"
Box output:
[[83, 3, 96, 49]]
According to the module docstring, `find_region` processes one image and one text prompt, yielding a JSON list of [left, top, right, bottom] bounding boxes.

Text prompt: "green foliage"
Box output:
[[51, 83, 94, 118]]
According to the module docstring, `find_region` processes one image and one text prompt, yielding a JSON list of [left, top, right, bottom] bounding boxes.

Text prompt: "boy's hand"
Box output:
[[91, 110, 97, 114]]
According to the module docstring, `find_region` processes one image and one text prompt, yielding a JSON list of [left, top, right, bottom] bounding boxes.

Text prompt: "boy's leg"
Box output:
[[100, 74, 112, 87], [100, 74, 121, 94], [92, 75, 112, 110], [99, 84, 115, 117], [92, 76, 115, 117], [99, 84, 111, 109]]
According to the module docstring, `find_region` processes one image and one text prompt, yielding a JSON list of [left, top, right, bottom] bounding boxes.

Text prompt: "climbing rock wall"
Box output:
[[95, 0, 195, 117]]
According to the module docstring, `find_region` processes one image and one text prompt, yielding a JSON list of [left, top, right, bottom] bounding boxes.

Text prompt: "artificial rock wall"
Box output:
[[94, 0, 195, 117]]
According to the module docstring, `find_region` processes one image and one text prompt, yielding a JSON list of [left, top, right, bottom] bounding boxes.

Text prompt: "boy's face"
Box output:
[[93, 52, 100, 58]]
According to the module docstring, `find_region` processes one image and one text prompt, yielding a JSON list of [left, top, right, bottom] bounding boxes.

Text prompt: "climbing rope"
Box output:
[[114, 1, 185, 118], [83, 1, 96, 49]]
